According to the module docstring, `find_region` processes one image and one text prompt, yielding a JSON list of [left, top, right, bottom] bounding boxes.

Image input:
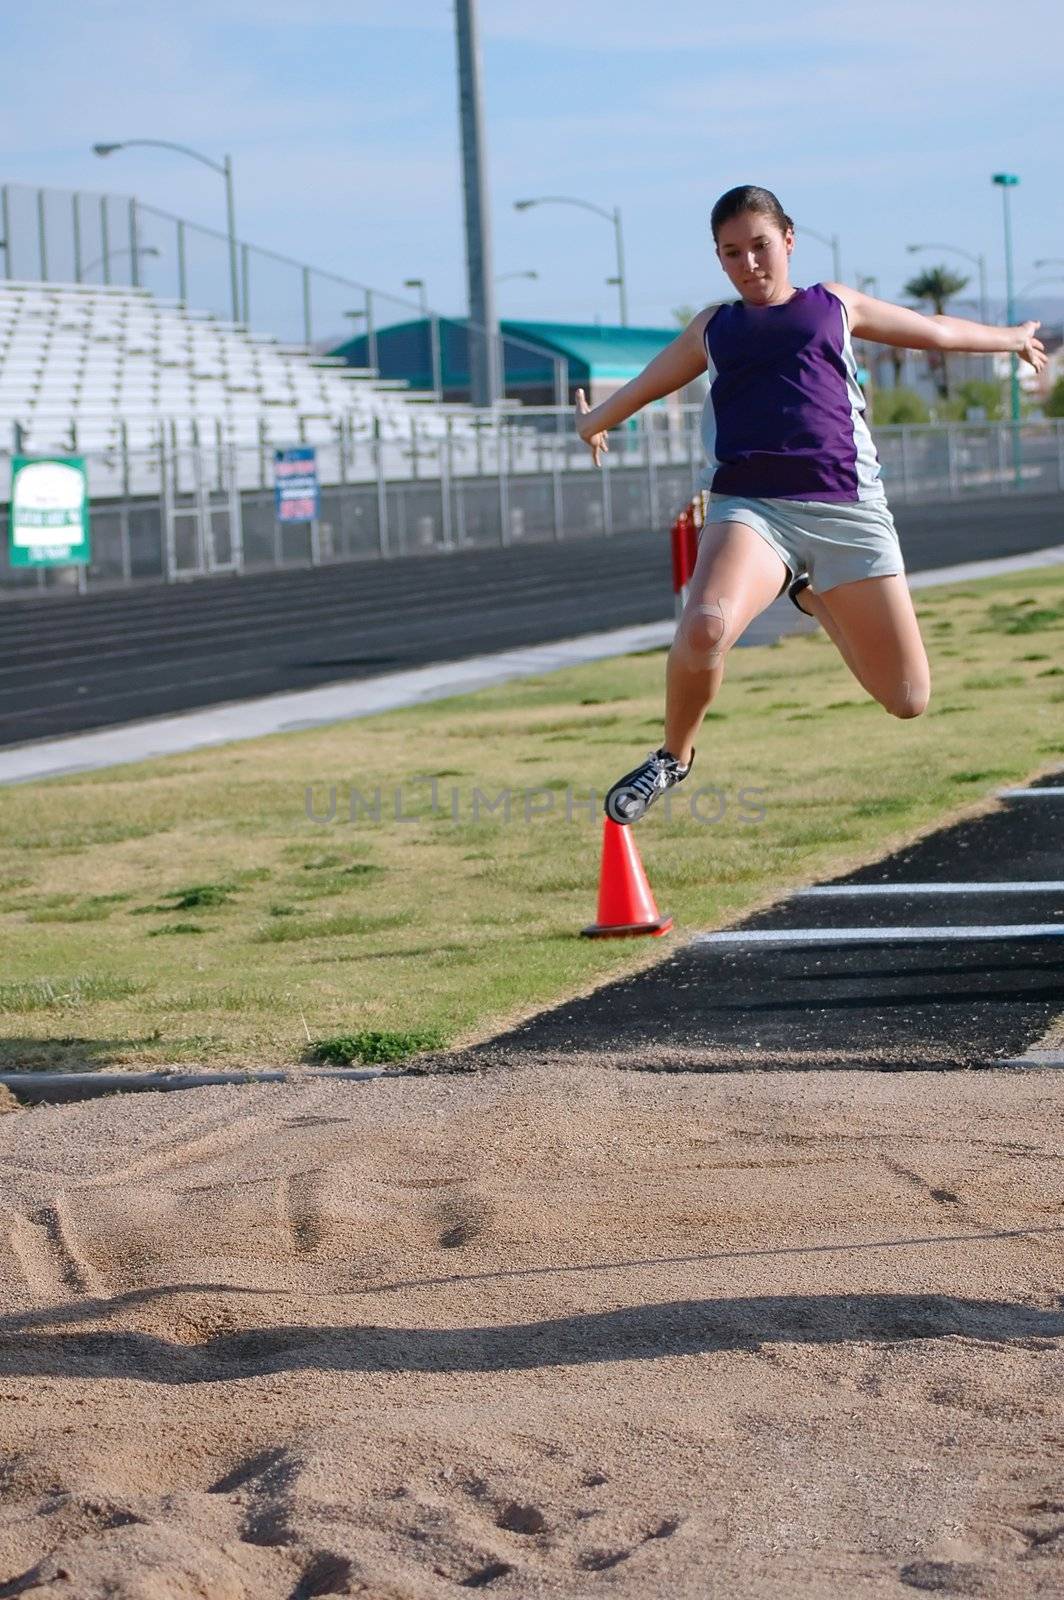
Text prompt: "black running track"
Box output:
[[1, 492, 1061, 748], [444, 777, 1064, 1074]]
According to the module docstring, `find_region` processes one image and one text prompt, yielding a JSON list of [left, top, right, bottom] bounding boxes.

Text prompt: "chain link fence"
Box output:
[[2, 411, 1063, 598]]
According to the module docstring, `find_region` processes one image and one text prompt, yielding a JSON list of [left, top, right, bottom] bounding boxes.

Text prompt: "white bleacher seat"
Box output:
[[0, 278, 472, 466]]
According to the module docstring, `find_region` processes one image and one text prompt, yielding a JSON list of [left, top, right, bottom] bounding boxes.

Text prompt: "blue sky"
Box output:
[[5, 0, 1064, 336]]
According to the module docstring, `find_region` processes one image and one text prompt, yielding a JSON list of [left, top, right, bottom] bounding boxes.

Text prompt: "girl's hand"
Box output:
[[576, 388, 609, 467], [1016, 321, 1047, 373]]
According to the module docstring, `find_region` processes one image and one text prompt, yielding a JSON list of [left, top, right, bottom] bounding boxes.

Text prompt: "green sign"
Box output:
[[9, 456, 91, 567]]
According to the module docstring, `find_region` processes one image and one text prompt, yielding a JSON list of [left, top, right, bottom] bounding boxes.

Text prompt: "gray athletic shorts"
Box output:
[[705, 493, 905, 595]]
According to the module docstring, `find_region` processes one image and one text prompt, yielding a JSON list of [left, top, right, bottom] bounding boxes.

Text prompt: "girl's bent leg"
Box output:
[[664, 520, 789, 763], [816, 574, 931, 717]]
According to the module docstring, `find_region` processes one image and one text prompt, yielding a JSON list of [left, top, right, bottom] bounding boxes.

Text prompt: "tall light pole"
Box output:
[[797, 224, 841, 282], [515, 196, 627, 325], [992, 173, 1021, 433], [985, 171, 1024, 480], [455, 0, 500, 406], [93, 140, 239, 324]]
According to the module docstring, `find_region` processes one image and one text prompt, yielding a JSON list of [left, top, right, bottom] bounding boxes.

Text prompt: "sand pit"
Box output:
[[0, 1062, 1061, 1599]]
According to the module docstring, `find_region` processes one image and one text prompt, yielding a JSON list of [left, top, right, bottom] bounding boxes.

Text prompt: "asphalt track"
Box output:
[[2, 491, 1061, 748], [439, 777, 1064, 1074]]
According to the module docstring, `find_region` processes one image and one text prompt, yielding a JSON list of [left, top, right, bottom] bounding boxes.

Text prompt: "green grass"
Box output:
[[1, 564, 1063, 1072]]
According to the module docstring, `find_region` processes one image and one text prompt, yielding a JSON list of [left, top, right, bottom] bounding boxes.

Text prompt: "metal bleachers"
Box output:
[[0, 279, 465, 456]]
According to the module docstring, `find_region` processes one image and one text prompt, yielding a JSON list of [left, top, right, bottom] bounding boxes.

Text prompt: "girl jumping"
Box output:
[[576, 184, 1047, 824]]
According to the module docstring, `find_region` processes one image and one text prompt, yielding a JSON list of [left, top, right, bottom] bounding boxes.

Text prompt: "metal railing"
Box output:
[[0, 181, 571, 403], [2, 414, 1062, 597]]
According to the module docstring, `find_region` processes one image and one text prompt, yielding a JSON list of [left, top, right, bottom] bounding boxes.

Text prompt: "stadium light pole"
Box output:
[[82, 244, 160, 281], [796, 224, 841, 282], [93, 140, 240, 325], [515, 197, 628, 325], [455, 0, 501, 406], [992, 172, 1021, 483]]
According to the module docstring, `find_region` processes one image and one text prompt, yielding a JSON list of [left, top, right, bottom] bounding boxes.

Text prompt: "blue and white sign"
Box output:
[[274, 447, 320, 523]]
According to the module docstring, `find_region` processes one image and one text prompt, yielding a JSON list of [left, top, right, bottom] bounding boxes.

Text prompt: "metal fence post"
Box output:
[[645, 412, 659, 528], [177, 220, 187, 303], [900, 426, 912, 501], [440, 417, 454, 549], [946, 425, 958, 498], [1, 187, 10, 279], [429, 313, 443, 396], [119, 420, 132, 584], [497, 414, 510, 546], [228, 441, 244, 572], [71, 193, 82, 284], [36, 189, 48, 281], [99, 197, 111, 285], [374, 416, 390, 557], [241, 244, 250, 326], [601, 438, 613, 535], [366, 289, 377, 373], [302, 266, 312, 348], [552, 424, 564, 541], [687, 407, 700, 496]]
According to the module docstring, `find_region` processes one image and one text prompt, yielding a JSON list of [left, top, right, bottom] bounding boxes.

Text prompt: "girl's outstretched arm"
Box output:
[[825, 282, 1047, 372], [575, 307, 716, 465]]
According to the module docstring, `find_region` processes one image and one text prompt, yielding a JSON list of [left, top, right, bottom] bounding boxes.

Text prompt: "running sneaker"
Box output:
[[604, 746, 694, 825]]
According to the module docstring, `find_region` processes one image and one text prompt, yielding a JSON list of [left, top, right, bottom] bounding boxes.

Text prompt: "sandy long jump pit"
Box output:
[[0, 1061, 1061, 1600]]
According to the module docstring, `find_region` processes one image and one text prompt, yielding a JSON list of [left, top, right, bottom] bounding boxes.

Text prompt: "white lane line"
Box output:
[[998, 787, 1064, 798], [798, 882, 1064, 896], [694, 924, 1064, 946], [1000, 1054, 1064, 1070]]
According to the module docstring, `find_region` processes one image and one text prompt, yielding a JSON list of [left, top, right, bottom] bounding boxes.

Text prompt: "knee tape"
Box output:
[[675, 598, 731, 669]]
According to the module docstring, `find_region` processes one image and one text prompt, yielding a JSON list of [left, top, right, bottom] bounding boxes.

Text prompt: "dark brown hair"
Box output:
[[710, 185, 794, 242]]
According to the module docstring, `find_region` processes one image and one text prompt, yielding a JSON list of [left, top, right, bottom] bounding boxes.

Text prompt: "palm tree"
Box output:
[[902, 265, 970, 399]]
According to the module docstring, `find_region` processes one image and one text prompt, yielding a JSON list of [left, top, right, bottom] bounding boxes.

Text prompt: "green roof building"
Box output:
[[330, 318, 706, 408]]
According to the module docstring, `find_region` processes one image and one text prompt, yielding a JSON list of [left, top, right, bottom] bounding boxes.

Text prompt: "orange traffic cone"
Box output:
[[581, 818, 673, 939]]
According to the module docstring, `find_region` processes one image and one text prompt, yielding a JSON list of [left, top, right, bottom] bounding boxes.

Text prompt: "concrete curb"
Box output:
[[0, 1066, 392, 1105]]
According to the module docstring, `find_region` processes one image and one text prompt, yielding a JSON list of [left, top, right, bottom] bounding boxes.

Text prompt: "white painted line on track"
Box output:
[[798, 882, 1064, 896], [1000, 1054, 1064, 1070], [694, 924, 1064, 946], [997, 787, 1064, 798]]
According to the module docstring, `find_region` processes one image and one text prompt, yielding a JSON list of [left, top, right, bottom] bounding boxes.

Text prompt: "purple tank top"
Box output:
[[703, 283, 882, 503]]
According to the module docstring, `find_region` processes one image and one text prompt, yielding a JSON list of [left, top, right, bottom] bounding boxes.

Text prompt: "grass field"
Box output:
[[2, 563, 1062, 1073]]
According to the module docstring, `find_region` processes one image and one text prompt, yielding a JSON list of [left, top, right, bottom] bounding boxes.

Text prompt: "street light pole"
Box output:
[[515, 195, 628, 325], [797, 224, 841, 282], [93, 139, 240, 324], [985, 172, 1024, 480], [455, 0, 501, 406], [612, 206, 628, 325]]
